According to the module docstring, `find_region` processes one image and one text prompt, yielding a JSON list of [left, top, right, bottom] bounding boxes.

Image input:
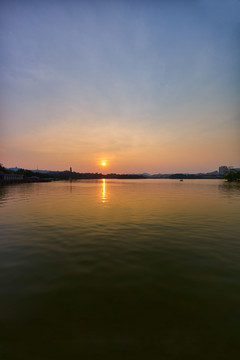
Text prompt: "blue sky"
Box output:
[[0, 0, 239, 172]]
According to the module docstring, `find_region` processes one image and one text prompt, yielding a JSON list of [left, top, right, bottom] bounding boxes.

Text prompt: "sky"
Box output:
[[0, 0, 239, 174]]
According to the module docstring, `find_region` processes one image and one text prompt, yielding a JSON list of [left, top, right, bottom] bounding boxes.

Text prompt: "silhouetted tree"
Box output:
[[225, 171, 240, 182]]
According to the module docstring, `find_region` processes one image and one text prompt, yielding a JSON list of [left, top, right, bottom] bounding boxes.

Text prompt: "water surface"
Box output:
[[0, 179, 239, 359]]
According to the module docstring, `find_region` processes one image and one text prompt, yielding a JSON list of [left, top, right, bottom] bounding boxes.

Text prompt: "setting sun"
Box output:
[[101, 161, 107, 167]]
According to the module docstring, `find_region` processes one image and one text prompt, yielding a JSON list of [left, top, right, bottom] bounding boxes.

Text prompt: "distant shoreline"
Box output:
[[2, 164, 240, 184]]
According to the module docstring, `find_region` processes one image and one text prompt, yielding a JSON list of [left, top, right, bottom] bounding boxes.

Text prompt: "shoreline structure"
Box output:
[[1, 165, 239, 184]]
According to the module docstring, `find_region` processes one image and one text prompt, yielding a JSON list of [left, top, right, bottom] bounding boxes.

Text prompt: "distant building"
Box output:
[[70, 167, 72, 172], [219, 166, 229, 175]]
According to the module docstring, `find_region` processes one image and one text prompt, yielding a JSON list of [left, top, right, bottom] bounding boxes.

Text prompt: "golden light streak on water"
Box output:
[[101, 178, 106, 203]]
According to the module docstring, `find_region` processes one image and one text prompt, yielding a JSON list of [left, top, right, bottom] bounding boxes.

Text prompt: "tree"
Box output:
[[225, 171, 240, 182]]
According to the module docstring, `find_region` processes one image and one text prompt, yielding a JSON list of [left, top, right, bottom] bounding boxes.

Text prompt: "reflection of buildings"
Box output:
[[219, 166, 229, 175], [218, 182, 240, 194]]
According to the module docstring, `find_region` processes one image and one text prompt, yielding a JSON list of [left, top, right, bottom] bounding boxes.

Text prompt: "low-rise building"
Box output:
[[0, 173, 24, 181]]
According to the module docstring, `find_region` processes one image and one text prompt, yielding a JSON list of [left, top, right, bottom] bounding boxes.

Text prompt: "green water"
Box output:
[[0, 179, 239, 359]]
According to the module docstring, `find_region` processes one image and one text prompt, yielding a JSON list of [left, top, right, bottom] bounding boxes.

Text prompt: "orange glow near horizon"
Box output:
[[1, 1, 240, 175]]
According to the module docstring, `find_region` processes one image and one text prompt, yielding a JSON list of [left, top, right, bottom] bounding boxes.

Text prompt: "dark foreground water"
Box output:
[[0, 179, 239, 359]]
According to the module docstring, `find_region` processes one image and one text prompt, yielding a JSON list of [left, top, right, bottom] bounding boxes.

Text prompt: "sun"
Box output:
[[98, 159, 108, 168]]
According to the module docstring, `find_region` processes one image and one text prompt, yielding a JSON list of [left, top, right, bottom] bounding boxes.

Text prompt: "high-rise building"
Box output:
[[219, 166, 228, 175]]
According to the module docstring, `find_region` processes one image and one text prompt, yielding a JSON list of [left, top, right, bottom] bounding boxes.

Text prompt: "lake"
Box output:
[[0, 179, 239, 359]]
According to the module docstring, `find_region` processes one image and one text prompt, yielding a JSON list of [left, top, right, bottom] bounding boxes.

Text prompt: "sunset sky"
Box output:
[[1, 0, 239, 174]]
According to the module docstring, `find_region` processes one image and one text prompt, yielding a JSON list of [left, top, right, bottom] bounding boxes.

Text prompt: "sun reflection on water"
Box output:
[[101, 178, 106, 203]]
